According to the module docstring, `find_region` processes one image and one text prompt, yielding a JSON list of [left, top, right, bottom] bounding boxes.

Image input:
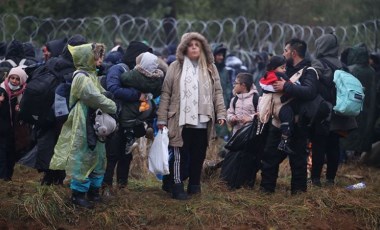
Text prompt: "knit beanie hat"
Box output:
[[123, 41, 153, 69], [8, 66, 28, 85], [266, 55, 286, 71]]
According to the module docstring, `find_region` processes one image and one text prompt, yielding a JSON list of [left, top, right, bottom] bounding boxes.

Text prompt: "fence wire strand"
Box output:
[[1, 14, 379, 69]]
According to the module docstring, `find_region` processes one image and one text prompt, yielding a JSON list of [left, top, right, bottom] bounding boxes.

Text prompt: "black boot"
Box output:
[[172, 183, 188, 200], [187, 184, 201, 195], [87, 187, 102, 202], [277, 135, 294, 155], [161, 175, 173, 193], [52, 170, 66, 185], [71, 190, 94, 209], [41, 170, 53, 186]]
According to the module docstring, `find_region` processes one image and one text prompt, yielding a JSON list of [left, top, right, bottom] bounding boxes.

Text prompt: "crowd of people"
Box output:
[[0, 32, 379, 208]]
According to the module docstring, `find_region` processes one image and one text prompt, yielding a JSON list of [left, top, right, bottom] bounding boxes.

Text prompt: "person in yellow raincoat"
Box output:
[[50, 43, 116, 209]]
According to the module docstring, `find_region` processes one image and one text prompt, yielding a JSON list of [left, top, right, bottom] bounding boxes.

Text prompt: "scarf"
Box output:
[[179, 56, 213, 126], [0, 78, 26, 102], [0, 79, 26, 126]]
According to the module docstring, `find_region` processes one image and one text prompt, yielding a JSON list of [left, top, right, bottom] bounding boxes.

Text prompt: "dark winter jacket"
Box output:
[[312, 34, 357, 132], [120, 68, 164, 98], [106, 63, 140, 103], [272, 59, 318, 127], [0, 87, 11, 137], [284, 59, 318, 102], [341, 43, 377, 152], [32, 35, 87, 171], [105, 63, 144, 128]]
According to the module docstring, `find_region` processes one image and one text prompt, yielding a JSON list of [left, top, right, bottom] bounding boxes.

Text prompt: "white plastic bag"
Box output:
[[148, 127, 170, 175]]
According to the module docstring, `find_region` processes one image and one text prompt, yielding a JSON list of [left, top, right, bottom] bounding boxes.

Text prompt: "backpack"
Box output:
[[320, 58, 364, 116], [231, 92, 259, 111], [19, 65, 63, 126], [333, 69, 364, 116], [54, 70, 89, 122]]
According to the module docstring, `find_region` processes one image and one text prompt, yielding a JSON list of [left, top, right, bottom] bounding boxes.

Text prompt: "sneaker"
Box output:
[[278, 138, 294, 155]]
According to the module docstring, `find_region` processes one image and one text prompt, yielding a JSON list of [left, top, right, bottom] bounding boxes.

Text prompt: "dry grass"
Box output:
[[0, 139, 380, 230]]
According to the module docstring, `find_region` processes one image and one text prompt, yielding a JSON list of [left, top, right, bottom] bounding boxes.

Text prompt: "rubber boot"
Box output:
[[71, 190, 94, 209], [87, 187, 102, 202], [187, 184, 201, 195], [172, 183, 188, 200]]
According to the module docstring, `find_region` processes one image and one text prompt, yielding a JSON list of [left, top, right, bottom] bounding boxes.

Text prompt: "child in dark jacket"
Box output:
[[259, 55, 297, 154]]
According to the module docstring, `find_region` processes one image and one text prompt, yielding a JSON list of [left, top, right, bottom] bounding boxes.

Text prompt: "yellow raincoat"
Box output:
[[49, 43, 116, 181]]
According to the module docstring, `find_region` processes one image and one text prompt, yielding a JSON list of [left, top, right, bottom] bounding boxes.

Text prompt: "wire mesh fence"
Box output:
[[1, 14, 379, 69]]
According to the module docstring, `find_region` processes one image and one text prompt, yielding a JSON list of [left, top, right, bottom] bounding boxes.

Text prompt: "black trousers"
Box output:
[[168, 128, 208, 186], [103, 128, 133, 187], [260, 124, 308, 193], [311, 131, 340, 181], [0, 137, 13, 181]]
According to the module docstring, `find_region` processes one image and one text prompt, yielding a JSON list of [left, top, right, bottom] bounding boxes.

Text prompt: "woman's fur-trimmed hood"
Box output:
[[176, 32, 214, 65]]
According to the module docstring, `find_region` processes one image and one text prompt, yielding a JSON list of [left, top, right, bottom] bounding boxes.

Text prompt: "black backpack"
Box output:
[[19, 65, 63, 127]]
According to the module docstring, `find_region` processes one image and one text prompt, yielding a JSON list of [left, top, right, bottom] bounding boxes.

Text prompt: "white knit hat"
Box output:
[[8, 66, 28, 85]]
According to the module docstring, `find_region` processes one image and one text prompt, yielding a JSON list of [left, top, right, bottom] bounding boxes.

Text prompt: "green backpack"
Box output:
[[333, 69, 364, 116]]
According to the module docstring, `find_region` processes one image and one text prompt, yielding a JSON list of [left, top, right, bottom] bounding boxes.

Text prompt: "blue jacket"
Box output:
[[106, 63, 140, 102]]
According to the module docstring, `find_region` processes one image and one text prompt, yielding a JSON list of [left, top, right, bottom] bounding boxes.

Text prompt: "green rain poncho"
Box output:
[[49, 43, 116, 181]]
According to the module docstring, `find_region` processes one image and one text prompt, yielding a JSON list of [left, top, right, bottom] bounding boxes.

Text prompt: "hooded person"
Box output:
[[49, 43, 117, 209], [340, 43, 377, 157], [310, 33, 358, 186], [156, 32, 226, 200], [212, 43, 233, 142], [29, 34, 88, 187], [43, 38, 68, 62]]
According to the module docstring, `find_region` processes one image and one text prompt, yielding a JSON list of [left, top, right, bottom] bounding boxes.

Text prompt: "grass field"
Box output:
[[0, 138, 379, 230]]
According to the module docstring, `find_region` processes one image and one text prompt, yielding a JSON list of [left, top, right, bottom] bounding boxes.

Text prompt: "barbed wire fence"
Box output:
[[1, 14, 379, 69]]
